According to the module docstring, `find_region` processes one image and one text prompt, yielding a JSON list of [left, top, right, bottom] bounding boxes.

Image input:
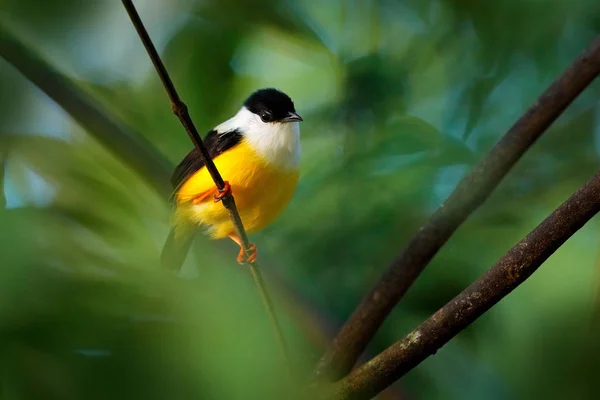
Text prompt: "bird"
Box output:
[[161, 88, 302, 271]]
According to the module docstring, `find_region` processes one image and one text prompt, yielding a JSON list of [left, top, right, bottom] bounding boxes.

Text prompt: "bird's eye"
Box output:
[[259, 111, 273, 122]]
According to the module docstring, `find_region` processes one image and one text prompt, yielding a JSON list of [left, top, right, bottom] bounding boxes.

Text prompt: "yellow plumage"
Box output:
[[175, 138, 299, 239], [161, 87, 301, 268]]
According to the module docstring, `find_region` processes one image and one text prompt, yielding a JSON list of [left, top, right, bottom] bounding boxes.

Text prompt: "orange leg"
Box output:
[[192, 181, 232, 205], [228, 233, 257, 264]]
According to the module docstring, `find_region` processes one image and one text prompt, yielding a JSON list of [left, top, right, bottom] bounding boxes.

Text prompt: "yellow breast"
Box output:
[[175, 139, 299, 239]]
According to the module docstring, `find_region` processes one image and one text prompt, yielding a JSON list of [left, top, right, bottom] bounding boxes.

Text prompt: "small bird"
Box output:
[[161, 88, 302, 270]]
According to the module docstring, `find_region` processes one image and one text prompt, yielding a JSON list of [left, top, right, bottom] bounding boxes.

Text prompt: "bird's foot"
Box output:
[[213, 181, 231, 203], [191, 181, 232, 205], [237, 243, 257, 264], [228, 233, 257, 264]]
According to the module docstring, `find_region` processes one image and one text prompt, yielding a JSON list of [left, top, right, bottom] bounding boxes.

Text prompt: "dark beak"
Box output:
[[283, 112, 303, 123]]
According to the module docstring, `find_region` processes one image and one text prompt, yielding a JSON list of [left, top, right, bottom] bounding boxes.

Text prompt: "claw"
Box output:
[[236, 243, 257, 265], [228, 233, 257, 264], [214, 181, 231, 203]]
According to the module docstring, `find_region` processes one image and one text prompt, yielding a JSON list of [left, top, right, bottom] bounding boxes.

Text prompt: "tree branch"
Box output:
[[120, 0, 250, 248], [315, 35, 600, 379], [120, 0, 291, 374], [332, 170, 600, 399], [0, 22, 172, 196]]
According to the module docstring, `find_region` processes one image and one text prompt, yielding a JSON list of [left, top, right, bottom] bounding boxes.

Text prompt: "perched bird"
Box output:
[[161, 88, 302, 270]]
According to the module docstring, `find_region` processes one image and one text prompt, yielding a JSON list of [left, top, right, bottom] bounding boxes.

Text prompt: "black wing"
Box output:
[[171, 128, 243, 191]]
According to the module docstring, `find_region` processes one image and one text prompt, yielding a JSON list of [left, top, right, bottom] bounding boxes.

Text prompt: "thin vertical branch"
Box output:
[[332, 170, 600, 400], [120, 0, 291, 374], [315, 35, 600, 380], [120, 0, 247, 247]]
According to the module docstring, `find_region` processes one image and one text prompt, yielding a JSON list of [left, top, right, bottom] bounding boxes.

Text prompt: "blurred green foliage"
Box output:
[[1, 1, 600, 399]]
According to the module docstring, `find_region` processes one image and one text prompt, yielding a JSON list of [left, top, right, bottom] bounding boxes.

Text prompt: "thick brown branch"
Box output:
[[315, 36, 600, 379], [332, 170, 600, 399], [0, 23, 172, 196]]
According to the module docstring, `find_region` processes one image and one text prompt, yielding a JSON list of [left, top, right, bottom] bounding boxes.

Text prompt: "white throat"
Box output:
[[215, 107, 301, 170]]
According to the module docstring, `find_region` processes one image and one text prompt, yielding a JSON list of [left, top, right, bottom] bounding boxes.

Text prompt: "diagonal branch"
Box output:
[[332, 169, 600, 400], [315, 35, 600, 380], [120, 0, 291, 373], [0, 22, 172, 196]]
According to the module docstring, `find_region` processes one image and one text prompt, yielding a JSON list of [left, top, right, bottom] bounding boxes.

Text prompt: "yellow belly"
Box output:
[[175, 139, 299, 239]]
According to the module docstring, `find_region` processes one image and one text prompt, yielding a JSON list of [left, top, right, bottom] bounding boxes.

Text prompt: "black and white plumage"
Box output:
[[161, 88, 302, 270]]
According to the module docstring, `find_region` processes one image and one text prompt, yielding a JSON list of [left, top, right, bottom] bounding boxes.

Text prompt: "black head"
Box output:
[[243, 88, 303, 123]]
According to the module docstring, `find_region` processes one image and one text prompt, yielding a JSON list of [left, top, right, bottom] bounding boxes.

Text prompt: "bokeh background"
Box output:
[[1, 1, 600, 399]]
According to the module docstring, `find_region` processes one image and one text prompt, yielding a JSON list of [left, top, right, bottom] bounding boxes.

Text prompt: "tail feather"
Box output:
[[160, 225, 195, 272]]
